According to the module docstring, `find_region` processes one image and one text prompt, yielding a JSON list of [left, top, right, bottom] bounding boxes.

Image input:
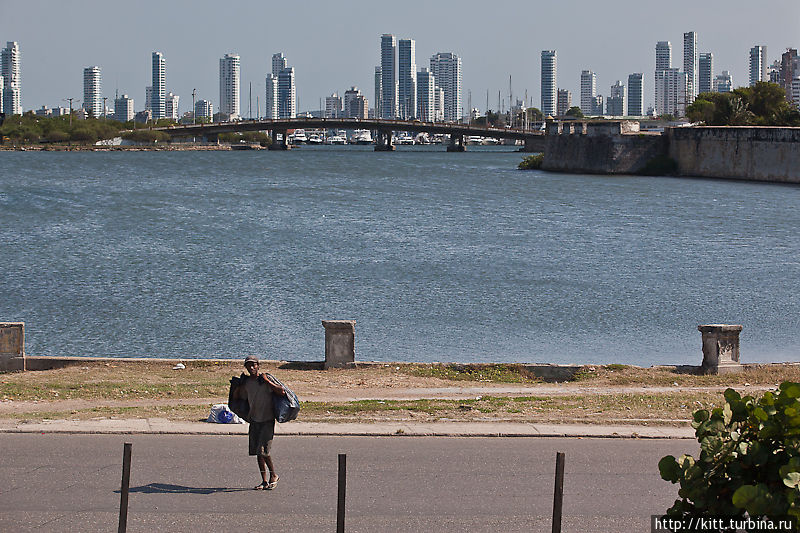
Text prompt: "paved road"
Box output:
[[0, 434, 697, 532]]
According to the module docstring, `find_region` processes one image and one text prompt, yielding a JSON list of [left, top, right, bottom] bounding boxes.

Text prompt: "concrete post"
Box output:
[[0, 322, 25, 372], [323, 320, 356, 369], [374, 129, 395, 151], [447, 134, 465, 152], [698, 324, 743, 374], [269, 130, 290, 150]]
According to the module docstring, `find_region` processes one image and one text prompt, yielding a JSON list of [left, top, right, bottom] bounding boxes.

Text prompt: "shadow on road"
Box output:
[[120, 483, 250, 494]]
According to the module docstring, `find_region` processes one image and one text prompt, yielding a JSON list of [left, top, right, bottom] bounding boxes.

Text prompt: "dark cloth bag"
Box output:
[[227, 373, 250, 421], [264, 373, 300, 423]]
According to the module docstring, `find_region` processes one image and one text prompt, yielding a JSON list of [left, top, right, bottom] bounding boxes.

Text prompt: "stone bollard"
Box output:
[[322, 320, 356, 369], [0, 322, 25, 372], [698, 324, 743, 374]]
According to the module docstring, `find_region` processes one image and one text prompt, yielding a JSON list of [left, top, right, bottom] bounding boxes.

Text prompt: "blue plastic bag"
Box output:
[[265, 373, 300, 423]]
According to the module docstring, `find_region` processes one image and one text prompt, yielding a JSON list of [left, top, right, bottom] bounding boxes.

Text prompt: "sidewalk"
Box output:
[[0, 418, 695, 439]]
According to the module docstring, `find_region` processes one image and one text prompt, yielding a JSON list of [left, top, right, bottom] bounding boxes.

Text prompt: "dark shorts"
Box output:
[[248, 419, 275, 457]]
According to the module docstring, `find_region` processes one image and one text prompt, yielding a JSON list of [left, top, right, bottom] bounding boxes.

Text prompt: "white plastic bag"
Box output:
[[207, 403, 245, 424]]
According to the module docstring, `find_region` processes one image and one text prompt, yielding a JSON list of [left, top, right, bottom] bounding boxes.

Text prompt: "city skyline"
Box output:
[[1, 0, 799, 117]]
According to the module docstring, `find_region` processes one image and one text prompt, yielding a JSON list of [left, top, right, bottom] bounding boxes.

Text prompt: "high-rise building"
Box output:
[[593, 95, 604, 116], [627, 73, 643, 116], [195, 99, 213, 121], [83, 66, 102, 117], [277, 66, 296, 119], [165, 92, 179, 120], [265, 74, 278, 119], [114, 94, 134, 122], [749, 46, 767, 87], [434, 86, 445, 122], [325, 92, 342, 118], [380, 34, 397, 118], [655, 68, 687, 116], [145, 86, 152, 113], [580, 70, 597, 115], [151, 51, 165, 120], [1, 41, 22, 116], [219, 53, 240, 120], [607, 80, 626, 116], [373, 67, 382, 119], [714, 71, 733, 93], [0, 75, 4, 114], [769, 60, 782, 84], [430, 52, 462, 122], [272, 53, 287, 77], [683, 32, 698, 102], [398, 39, 416, 120], [556, 89, 571, 117], [417, 67, 436, 121], [791, 76, 800, 108], [780, 49, 799, 102], [344, 86, 368, 119], [656, 41, 672, 71], [540, 50, 557, 117], [699, 53, 714, 94]]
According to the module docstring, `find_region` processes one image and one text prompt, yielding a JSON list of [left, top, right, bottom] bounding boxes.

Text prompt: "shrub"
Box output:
[[518, 153, 544, 170], [659, 383, 800, 527]]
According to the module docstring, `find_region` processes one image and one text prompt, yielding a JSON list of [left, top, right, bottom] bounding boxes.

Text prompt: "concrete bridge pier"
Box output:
[[374, 129, 395, 151], [269, 130, 290, 150], [447, 134, 465, 152]]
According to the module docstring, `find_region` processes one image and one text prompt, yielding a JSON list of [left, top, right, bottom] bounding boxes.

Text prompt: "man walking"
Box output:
[[239, 355, 286, 490]]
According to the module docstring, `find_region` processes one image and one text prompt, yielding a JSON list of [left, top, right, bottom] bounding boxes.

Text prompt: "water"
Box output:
[[1, 146, 799, 366]]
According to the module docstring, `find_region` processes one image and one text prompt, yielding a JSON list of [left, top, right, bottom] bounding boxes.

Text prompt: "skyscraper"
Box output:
[[417, 67, 436, 121], [699, 53, 714, 94], [780, 49, 798, 101], [0, 75, 4, 114], [83, 66, 102, 117], [430, 52, 462, 122], [272, 53, 287, 77], [114, 94, 134, 122], [749, 46, 767, 87], [627, 73, 643, 116], [151, 52, 165, 120], [580, 70, 596, 115], [556, 89, 571, 117], [165, 92, 179, 120], [656, 41, 672, 71], [373, 66, 382, 119], [344, 87, 368, 119], [265, 74, 278, 119], [219, 53, 240, 120], [714, 71, 733, 93], [1, 41, 21, 116], [683, 32, 698, 102], [398, 38, 416, 120], [325, 92, 342, 118], [277, 66, 296, 119], [656, 68, 687, 116], [607, 80, 626, 116], [380, 34, 397, 118], [540, 50, 557, 117], [195, 99, 213, 121]]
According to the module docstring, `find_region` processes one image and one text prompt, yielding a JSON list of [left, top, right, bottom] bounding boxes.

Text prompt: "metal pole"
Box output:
[[552, 452, 565, 533], [118, 442, 132, 533], [337, 453, 347, 533]]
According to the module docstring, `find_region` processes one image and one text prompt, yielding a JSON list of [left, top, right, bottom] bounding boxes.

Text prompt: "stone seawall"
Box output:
[[668, 126, 800, 183]]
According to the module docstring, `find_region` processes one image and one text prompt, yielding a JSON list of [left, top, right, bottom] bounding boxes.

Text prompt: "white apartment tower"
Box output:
[[540, 50, 557, 117], [556, 89, 571, 117], [277, 66, 296, 119], [714, 71, 733, 93], [114, 94, 134, 122], [398, 38, 416, 120], [219, 53, 240, 120], [656, 41, 672, 71], [83, 66, 102, 117], [430, 52, 462, 122], [580, 70, 597, 115], [165, 92, 179, 120], [195, 99, 213, 121], [265, 74, 278, 119], [151, 52, 165, 120], [699, 53, 714, 94], [655, 68, 687, 116], [380, 34, 397, 118], [627, 73, 643, 116], [325, 92, 342, 118], [750, 46, 767, 86], [272, 53, 287, 77], [1, 41, 22, 115], [607, 80, 626, 117], [0, 75, 4, 113], [683, 32, 698, 102], [416, 67, 436, 121]]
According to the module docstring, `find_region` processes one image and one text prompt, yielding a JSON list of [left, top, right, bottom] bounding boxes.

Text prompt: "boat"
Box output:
[[327, 134, 347, 145], [307, 134, 323, 144], [466, 135, 483, 145], [480, 137, 501, 145], [395, 133, 415, 145], [289, 129, 308, 144], [351, 129, 373, 145]]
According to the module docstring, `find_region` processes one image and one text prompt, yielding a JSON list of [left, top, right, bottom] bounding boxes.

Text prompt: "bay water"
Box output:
[[1, 146, 798, 366]]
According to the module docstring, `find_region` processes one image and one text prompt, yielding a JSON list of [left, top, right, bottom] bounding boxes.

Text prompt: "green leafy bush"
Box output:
[[518, 153, 543, 170], [659, 383, 800, 528]]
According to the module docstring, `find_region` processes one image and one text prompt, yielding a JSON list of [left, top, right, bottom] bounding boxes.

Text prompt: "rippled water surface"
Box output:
[[1, 146, 799, 365]]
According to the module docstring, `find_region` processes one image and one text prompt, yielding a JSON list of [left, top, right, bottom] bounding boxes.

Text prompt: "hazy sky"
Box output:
[[1, 0, 798, 115]]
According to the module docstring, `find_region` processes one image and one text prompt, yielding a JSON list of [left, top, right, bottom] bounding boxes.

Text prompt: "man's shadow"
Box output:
[[119, 483, 250, 495]]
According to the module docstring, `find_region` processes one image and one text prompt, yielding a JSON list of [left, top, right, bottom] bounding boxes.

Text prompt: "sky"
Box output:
[[1, 0, 798, 116]]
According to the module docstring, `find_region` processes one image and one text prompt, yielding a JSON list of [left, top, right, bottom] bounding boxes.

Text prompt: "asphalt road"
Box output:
[[0, 434, 697, 532]]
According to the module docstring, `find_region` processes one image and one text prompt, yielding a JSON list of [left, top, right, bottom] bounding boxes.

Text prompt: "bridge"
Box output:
[[151, 117, 545, 152]]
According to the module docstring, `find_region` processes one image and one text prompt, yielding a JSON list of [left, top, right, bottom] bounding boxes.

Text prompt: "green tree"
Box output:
[[659, 383, 800, 528], [565, 106, 584, 118]]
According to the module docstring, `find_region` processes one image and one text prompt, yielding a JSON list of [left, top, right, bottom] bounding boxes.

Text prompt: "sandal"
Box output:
[[266, 476, 279, 490], [254, 481, 269, 490]]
